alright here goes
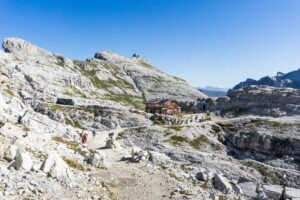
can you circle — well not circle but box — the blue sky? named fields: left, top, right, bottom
left=1, top=0, right=300, bottom=88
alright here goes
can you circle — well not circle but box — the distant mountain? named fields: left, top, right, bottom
left=197, top=86, right=228, bottom=98
left=233, top=69, right=300, bottom=90
left=198, top=89, right=227, bottom=98
left=200, top=86, right=229, bottom=92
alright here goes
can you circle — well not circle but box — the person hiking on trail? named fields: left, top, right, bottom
left=80, top=133, right=84, bottom=143
left=82, top=133, right=88, bottom=144
left=80, top=131, right=87, bottom=144
left=92, top=130, right=96, bottom=138
left=80, top=131, right=84, bottom=140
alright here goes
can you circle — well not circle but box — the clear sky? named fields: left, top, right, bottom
left=1, top=0, right=300, bottom=88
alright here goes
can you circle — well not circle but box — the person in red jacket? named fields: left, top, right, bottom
left=81, top=132, right=88, bottom=144
left=83, top=133, right=88, bottom=143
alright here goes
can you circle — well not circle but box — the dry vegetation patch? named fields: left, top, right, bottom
left=63, top=157, right=85, bottom=171
left=52, top=136, right=88, bottom=157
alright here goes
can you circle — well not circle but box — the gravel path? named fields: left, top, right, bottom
left=87, top=128, right=181, bottom=200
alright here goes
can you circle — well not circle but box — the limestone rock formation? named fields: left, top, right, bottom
left=3, top=38, right=52, bottom=58
left=41, top=152, right=73, bottom=184
left=213, top=85, right=300, bottom=117
left=213, top=174, right=232, bottom=193
left=105, top=138, right=116, bottom=149
left=238, top=182, right=257, bottom=198
left=10, top=152, right=33, bottom=171
left=4, top=145, right=18, bottom=161
left=263, top=185, right=283, bottom=200
left=89, top=150, right=106, bottom=168
left=131, top=147, right=149, bottom=162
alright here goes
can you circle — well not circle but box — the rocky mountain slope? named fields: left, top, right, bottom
left=1, top=38, right=205, bottom=111
left=0, top=37, right=300, bottom=200
left=233, top=68, right=300, bottom=90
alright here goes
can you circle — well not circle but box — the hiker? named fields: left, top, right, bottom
left=82, top=133, right=88, bottom=144
left=80, top=131, right=84, bottom=139
left=81, top=133, right=84, bottom=143
left=92, top=129, right=96, bottom=138
left=80, top=132, right=87, bottom=144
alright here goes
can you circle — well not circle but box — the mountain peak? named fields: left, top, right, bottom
left=94, top=50, right=124, bottom=61
left=2, top=37, right=51, bottom=57
left=276, top=72, right=285, bottom=77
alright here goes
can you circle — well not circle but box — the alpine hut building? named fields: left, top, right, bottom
left=145, top=98, right=181, bottom=115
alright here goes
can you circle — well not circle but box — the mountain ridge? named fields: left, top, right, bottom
left=1, top=37, right=206, bottom=110
left=233, top=68, right=300, bottom=90
left=198, top=86, right=229, bottom=92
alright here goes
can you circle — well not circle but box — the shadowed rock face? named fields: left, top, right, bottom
left=213, top=86, right=300, bottom=117
left=215, top=117, right=300, bottom=189
left=227, top=131, right=300, bottom=157
left=218, top=117, right=300, bottom=158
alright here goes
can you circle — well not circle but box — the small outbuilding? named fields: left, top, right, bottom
left=56, top=98, right=75, bottom=106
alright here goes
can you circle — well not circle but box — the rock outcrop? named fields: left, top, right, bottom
left=238, top=182, right=257, bottom=198
left=131, top=147, right=149, bottom=163
left=10, top=152, right=33, bottom=171
left=213, top=174, right=232, bottom=193
left=93, top=50, right=206, bottom=101
left=41, top=152, right=73, bottom=184
left=89, top=150, right=105, bottom=168
left=213, top=86, right=300, bottom=117
left=263, top=185, right=283, bottom=200
left=4, top=145, right=18, bottom=161
left=218, top=117, right=300, bottom=157
left=3, top=38, right=52, bottom=58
